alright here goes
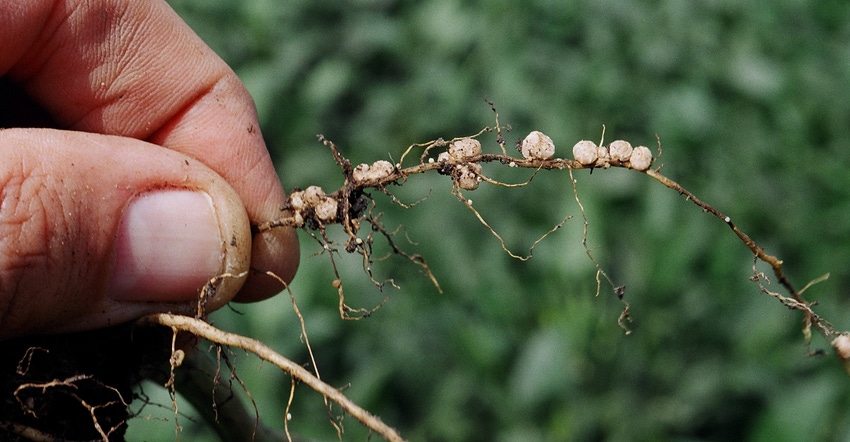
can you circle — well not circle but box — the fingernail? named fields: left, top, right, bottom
left=108, top=190, right=224, bottom=302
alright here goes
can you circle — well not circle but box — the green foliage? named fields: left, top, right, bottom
left=133, top=1, right=850, bottom=440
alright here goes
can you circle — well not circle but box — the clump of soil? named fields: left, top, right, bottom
left=0, top=323, right=174, bottom=441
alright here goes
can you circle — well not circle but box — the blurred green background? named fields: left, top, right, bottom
left=131, top=1, right=850, bottom=440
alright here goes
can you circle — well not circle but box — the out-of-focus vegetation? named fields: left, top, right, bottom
left=132, top=1, right=850, bottom=440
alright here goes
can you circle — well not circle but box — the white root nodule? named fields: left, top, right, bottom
left=609, top=140, right=633, bottom=163
left=449, top=137, right=482, bottom=160
left=629, top=145, right=653, bottom=171
left=456, top=163, right=483, bottom=191
left=572, top=140, right=599, bottom=166
left=353, top=160, right=395, bottom=183
left=303, top=186, right=326, bottom=205
left=521, top=131, right=556, bottom=160
left=315, top=197, right=339, bottom=221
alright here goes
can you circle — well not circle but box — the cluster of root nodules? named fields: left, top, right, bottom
left=257, top=112, right=654, bottom=324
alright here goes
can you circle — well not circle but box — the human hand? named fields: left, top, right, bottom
left=0, top=1, right=299, bottom=339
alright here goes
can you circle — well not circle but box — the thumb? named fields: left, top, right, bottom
left=0, top=128, right=252, bottom=339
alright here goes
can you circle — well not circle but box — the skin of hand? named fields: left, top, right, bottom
left=0, top=0, right=300, bottom=340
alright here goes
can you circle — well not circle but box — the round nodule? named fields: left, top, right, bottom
left=521, top=131, right=556, bottom=160
left=572, top=140, right=598, bottom=166
left=629, top=146, right=653, bottom=171
left=609, top=140, right=633, bottom=163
